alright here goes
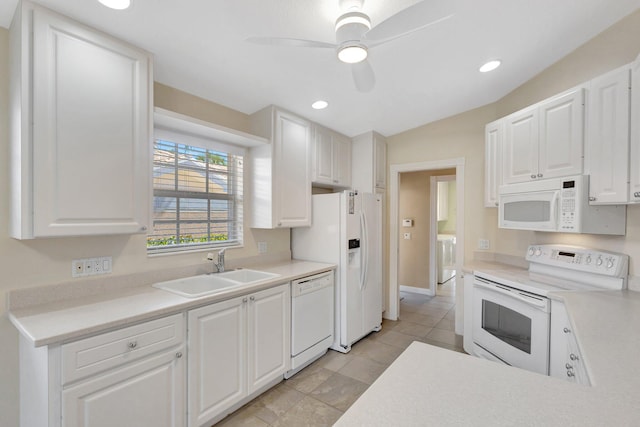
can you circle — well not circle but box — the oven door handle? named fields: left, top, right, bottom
left=474, top=280, right=549, bottom=311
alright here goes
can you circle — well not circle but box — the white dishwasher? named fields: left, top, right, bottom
left=286, top=271, right=334, bottom=378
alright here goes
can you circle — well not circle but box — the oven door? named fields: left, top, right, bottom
left=499, top=190, right=559, bottom=231
left=472, top=277, right=550, bottom=374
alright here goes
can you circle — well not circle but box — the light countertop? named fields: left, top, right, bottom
left=9, top=260, right=335, bottom=347
left=337, top=289, right=640, bottom=426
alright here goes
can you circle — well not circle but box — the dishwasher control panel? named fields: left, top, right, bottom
left=291, top=271, right=334, bottom=297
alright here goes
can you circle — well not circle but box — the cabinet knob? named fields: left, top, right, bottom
left=567, top=370, right=575, bottom=377
left=250, top=296, right=256, bottom=301
left=494, top=202, right=499, bottom=207
left=589, top=197, right=596, bottom=202
left=569, top=353, right=578, bottom=361
left=530, top=174, right=537, bottom=179
left=242, top=297, right=248, bottom=303
left=537, top=173, right=543, bottom=178
left=563, top=327, right=571, bottom=334
left=176, top=351, right=183, bottom=359
left=565, top=363, right=573, bottom=370
left=140, top=226, right=147, bottom=232
left=127, top=341, right=137, bottom=349
left=634, top=192, right=640, bottom=198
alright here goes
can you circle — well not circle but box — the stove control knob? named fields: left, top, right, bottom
left=596, top=256, right=603, bottom=266
left=535, top=248, right=542, bottom=257
left=585, top=255, right=592, bottom=264
left=528, top=247, right=535, bottom=256
left=606, top=259, right=614, bottom=269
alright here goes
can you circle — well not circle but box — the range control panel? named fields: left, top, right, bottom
left=525, top=245, right=629, bottom=278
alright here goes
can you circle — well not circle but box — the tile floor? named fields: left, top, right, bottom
left=216, top=278, right=464, bottom=427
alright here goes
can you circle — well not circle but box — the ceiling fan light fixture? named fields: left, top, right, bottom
left=479, top=59, right=501, bottom=73
left=338, top=44, right=368, bottom=64
left=98, top=0, right=131, bottom=10
left=335, top=12, right=371, bottom=31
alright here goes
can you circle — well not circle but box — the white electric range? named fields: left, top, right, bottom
left=470, top=245, right=629, bottom=375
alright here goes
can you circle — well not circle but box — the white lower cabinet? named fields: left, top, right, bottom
left=20, top=314, right=186, bottom=427
left=187, top=283, right=291, bottom=427
left=549, top=300, right=590, bottom=385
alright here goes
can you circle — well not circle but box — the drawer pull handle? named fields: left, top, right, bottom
left=176, top=352, right=183, bottom=359
left=127, top=341, right=137, bottom=349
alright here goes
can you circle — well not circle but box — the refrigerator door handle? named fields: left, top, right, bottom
left=360, top=210, right=369, bottom=291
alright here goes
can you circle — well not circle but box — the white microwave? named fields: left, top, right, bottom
left=498, top=175, right=626, bottom=235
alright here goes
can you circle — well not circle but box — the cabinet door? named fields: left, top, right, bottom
left=333, top=133, right=352, bottom=187
left=312, top=125, right=334, bottom=185
left=62, top=349, right=185, bottom=427
left=374, top=134, right=387, bottom=189
left=188, top=297, right=246, bottom=427
left=273, top=110, right=311, bottom=227
left=31, top=7, right=151, bottom=237
left=586, top=66, right=631, bottom=204
left=629, top=56, right=640, bottom=202
left=549, top=301, right=589, bottom=385
left=503, top=107, right=539, bottom=184
left=247, top=284, right=290, bottom=394
left=538, top=89, right=585, bottom=180
left=484, top=120, right=503, bottom=207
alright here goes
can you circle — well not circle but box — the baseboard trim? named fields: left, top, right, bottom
left=399, top=285, right=431, bottom=295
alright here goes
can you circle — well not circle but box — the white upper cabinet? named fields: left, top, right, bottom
left=249, top=106, right=311, bottom=228
left=9, top=2, right=152, bottom=239
left=503, top=88, right=584, bottom=184
left=311, top=124, right=351, bottom=188
left=586, top=64, right=631, bottom=204
left=484, top=119, right=503, bottom=207
left=352, top=131, right=387, bottom=193
left=629, top=55, right=640, bottom=202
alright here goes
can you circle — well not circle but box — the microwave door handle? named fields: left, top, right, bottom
left=474, top=280, right=548, bottom=310
left=551, top=192, right=560, bottom=226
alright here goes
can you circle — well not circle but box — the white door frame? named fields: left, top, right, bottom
left=430, top=174, right=456, bottom=293
left=387, top=158, right=465, bottom=325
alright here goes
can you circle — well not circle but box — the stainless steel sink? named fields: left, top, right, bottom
left=152, top=269, right=280, bottom=298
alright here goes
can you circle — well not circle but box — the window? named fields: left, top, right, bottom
left=148, top=128, right=244, bottom=253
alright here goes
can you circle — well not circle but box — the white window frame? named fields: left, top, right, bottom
left=148, top=127, right=245, bottom=254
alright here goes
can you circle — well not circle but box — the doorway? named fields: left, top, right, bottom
left=388, top=158, right=465, bottom=336
left=432, top=174, right=456, bottom=287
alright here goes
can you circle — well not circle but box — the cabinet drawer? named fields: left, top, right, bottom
left=62, top=313, right=184, bottom=385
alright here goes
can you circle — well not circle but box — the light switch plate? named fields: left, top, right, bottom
left=72, top=256, right=113, bottom=277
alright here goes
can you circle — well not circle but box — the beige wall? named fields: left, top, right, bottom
left=388, top=9, right=640, bottom=280
left=0, top=27, right=290, bottom=426
left=398, top=169, right=455, bottom=289
left=438, top=180, right=457, bottom=235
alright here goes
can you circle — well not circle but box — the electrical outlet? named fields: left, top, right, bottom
left=72, top=256, right=113, bottom=277
left=478, top=239, right=490, bottom=250
left=403, top=233, right=411, bottom=240
left=258, top=242, right=267, bottom=254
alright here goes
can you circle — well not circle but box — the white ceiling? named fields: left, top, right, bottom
left=2, top=0, right=640, bottom=137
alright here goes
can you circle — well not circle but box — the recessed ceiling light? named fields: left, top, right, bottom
left=312, top=100, right=329, bottom=110
left=479, top=60, right=501, bottom=73
left=98, top=0, right=131, bottom=10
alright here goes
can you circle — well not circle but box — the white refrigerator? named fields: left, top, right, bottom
left=292, top=191, right=382, bottom=353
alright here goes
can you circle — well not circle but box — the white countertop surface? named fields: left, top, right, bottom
left=9, top=260, right=334, bottom=347
left=337, top=289, right=640, bottom=426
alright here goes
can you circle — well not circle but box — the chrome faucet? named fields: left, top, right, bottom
left=207, top=248, right=226, bottom=273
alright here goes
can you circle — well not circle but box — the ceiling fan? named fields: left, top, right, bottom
left=247, top=0, right=454, bottom=92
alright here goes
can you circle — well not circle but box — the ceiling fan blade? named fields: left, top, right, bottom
left=245, top=37, right=336, bottom=49
left=352, top=60, right=376, bottom=92
left=364, top=0, right=454, bottom=43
